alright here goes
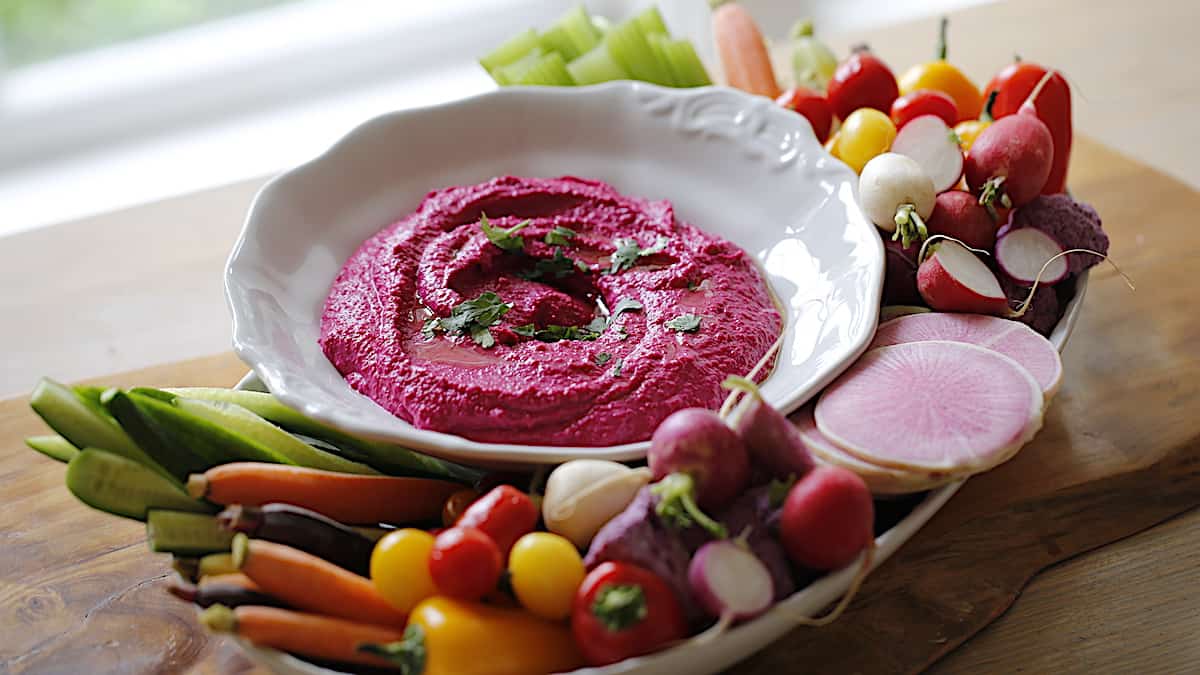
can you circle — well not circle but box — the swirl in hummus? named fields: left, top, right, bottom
left=320, top=176, right=782, bottom=446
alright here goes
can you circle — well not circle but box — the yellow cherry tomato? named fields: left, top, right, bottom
left=507, top=532, right=585, bottom=621
left=370, top=528, right=437, bottom=614
left=953, top=118, right=991, bottom=151
left=834, top=108, right=896, bottom=174
left=898, top=19, right=981, bottom=122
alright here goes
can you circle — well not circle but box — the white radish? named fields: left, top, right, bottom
left=916, top=239, right=1008, bottom=314
left=995, top=227, right=1068, bottom=285
left=891, top=114, right=964, bottom=193
left=542, top=460, right=652, bottom=548
left=688, top=539, right=774, bottom=623
left=815, top=341, right=1044, bottom=474
left=872, top=312, right=1063, bottom=399
left=859, top=153, right=936, bottom=248
left=792, top=404, right=948, bottom=495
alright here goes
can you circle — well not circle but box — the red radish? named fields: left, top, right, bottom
left=995, top=227, right=1068, bottom=285
left=649, top=408, right=749, bottom=538
left=871, top=312, right=1063, bottom=398
left=815, top=341, right=1044, bottom=473
left=891, top=89, right=958, bottom=129
left=792, top=404, right=945, bottom=495
left=776, top=87, right=833, bottom=143
left=779, top=465, right=874, bottom=571
left=926, top=190, right=998, bottom=251
left=688, top=540, right=774, bottom=622
left=1017, top=69, right=1073, bottom=194
left=859, top=153, right=936, bottom=247
left=916, top=239, right=1008, bottom=314
left=722, top=376, right=815, bottom=481
left=890, top=114, right=964, bottom=192
left=882, top=238, right=922, bottom=306
left=964, top=113, right=1054, bottom=209
left=1001, top=194, right=1110, bottom=275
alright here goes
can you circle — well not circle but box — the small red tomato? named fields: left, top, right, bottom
left=429, top=527, right=502, bottom=601
left=827, top=49, right=900, bottom=120
left=571, top=562, right=688, bottom=666
left=891, top=89, right=958, bottom=129
left=441, top=488, right=481, bottom=527
left=455, top=485, right=539, bottom=556
left=776, top=87, right=834, bottom=143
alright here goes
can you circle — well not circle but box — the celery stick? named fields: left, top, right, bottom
left=479, top=28, right=540, bottom=74
left=647, top=34, right=679, bottom=87
left=661, top=38, right=712, bottom=87
left=605, top=18, right=672, bottom=86
left=494, top=47, right=546, bottom=86
left=540, top=25, right=582, bottom=62
left=568, top=43, right=631, bottom=85
left=556, top=5, right=601, bottom=55
left=517, top=52, right=575, bottom=86
left=634, top=6, right=670, bottom=37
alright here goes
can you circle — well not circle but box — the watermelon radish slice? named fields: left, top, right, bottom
left=871, top=312, right=1063, bottom=399
left=815, top=341, right=1044, bottom=474
left=792, top=405, right=948, bottom=495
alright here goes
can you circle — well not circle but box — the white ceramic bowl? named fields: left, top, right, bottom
left=226, top=81, right=884, bottom=467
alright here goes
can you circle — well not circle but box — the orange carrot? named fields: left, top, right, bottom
left=197, top=572, right=261, bottom=592
left=201, top=604, right=405, bottom=670
left=712, top=3, right=781, bottom=98
left=187, top=463, right=461, bottom=524
left=232, top=534, right=407, bottom=627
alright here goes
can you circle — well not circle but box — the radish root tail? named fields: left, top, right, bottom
left=689, top=614, right=734, bottom=646
left=917, top=234, right=992, bottom=266
left=718, top=332, right=784, bottom=419
left=1009, top=248, right=1135, bottom=318
left=786, top=540, right=877, bottom=627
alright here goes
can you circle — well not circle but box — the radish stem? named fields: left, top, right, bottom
left=1008, top=248, right=1134, bottom=317
left=893, top=204, right=929, bottom=248
left=787, top=540, right=876, bottom=626
left=651, top=473, right=728, bottom=538
left=717, top=333, right=784, bottom=418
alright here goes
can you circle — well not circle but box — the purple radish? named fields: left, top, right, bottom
left=871, top=312, right=1063, bottom=398
left=883, top=238, right=923, bottom=306
left=995, top=227, right=1068, bottom=285
left=917, top=239, right=1009, bottom=315
left=791, top=404, right=946, bottom=495
left=999, top=273, right=1060, bottom=337
left=1001, top=194, right=1110, bottom=275
left=815, top=341, right=1044, bottom=474
left=688, top=540, right=774, bottom=622
left=890, top=114, right=964, bottom=193
left=649, top=408, right=750, bottom=538
left=722, top=376, right=814, bottom=481
left=926, top=190, right=998, bottom=252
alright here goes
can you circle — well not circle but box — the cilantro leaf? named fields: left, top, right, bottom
left=666, top=313, right=702, bottom=333
left=611, top=358, right=624, bottom=377
left=425, top=291, right=512, bottom=348
left=515, top=324, right=601, bottom=343
left=544, top=226, right=577, bottom=247
left=594, top=352, right=612, bottom=366
left=608, top=236, right=669, bottom=274
left=518, top=249, right=582, bottom=281
left=585, top=316, right=609, bottom=334
left=610, top=298, right=643, bottom=318
left=687, top=279, right=704, bottom=291
left=480, top=213, right=531, bottom=252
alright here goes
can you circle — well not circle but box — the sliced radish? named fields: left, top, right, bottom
left=688, top=540, right=774, bottom=622
left=891, top=114, right=964, bottom=193
left=815, top=341, right=1044, bottom=474
left=995, top=226, right=1068, bottom=285
left=872, top=312, right=1063, bottom=398
left=792, top=404, right=948, bottom=494
left=916, top=240, right=1008, bottom=314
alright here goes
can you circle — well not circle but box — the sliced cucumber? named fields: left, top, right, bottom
left=605, top=17, right=672, bottom=86
left=163, top=387, right=481, bottom=483
left=103, top=389, right=214, bottom=482
left=172, top=398, right=379, bottom=475
left=568, top=42, right=631, bottom=85
left=479, top=27, right=541, bottom=74
left=66, top=448, right=214, bottom=520
left=517, top=52, right=575, bottom=86
left=30, top=378, right=167, bottom=478
left=633, top=6, right=670, bottom=37
left=146, top=510, right=233, bottom=556
left=25, top=435, right=79, bottom=463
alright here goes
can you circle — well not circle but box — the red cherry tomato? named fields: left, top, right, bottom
left=827, top=49, right=899, bottom=120
left=441, top=488, right=481, bottom=527
left=455, top=485, right=538, bottom=556
left=775, top=87, right=833, bottom=143
left=890, top=89, right=958, bottom=129
left=429, top=526, right=502, bottom=601
left=571, top=562, right=688, bottom=667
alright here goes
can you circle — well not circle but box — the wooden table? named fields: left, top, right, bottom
left=2, top=0, right=1198, bottom=673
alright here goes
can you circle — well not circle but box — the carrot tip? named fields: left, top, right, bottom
left=199, top=604, right=236, bottom=633
left=186, top=474, right=208, bottom=499
left=231, top=533, right=250, bottom=570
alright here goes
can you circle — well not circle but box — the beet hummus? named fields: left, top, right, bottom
left=320, top=176, right=781, bottom=446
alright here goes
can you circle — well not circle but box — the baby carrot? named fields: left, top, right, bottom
left=187, top=463, right=461, bottom=524
left=201, top=604, right=405, bottom=670
left=197, top=572, right=260, bottom=591
left=713, top=3, right=781, bottom=98
left=232, top=534, right=407, bottom=627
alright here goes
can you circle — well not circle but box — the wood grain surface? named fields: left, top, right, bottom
left=1, top=136, right=1197, bottom=675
